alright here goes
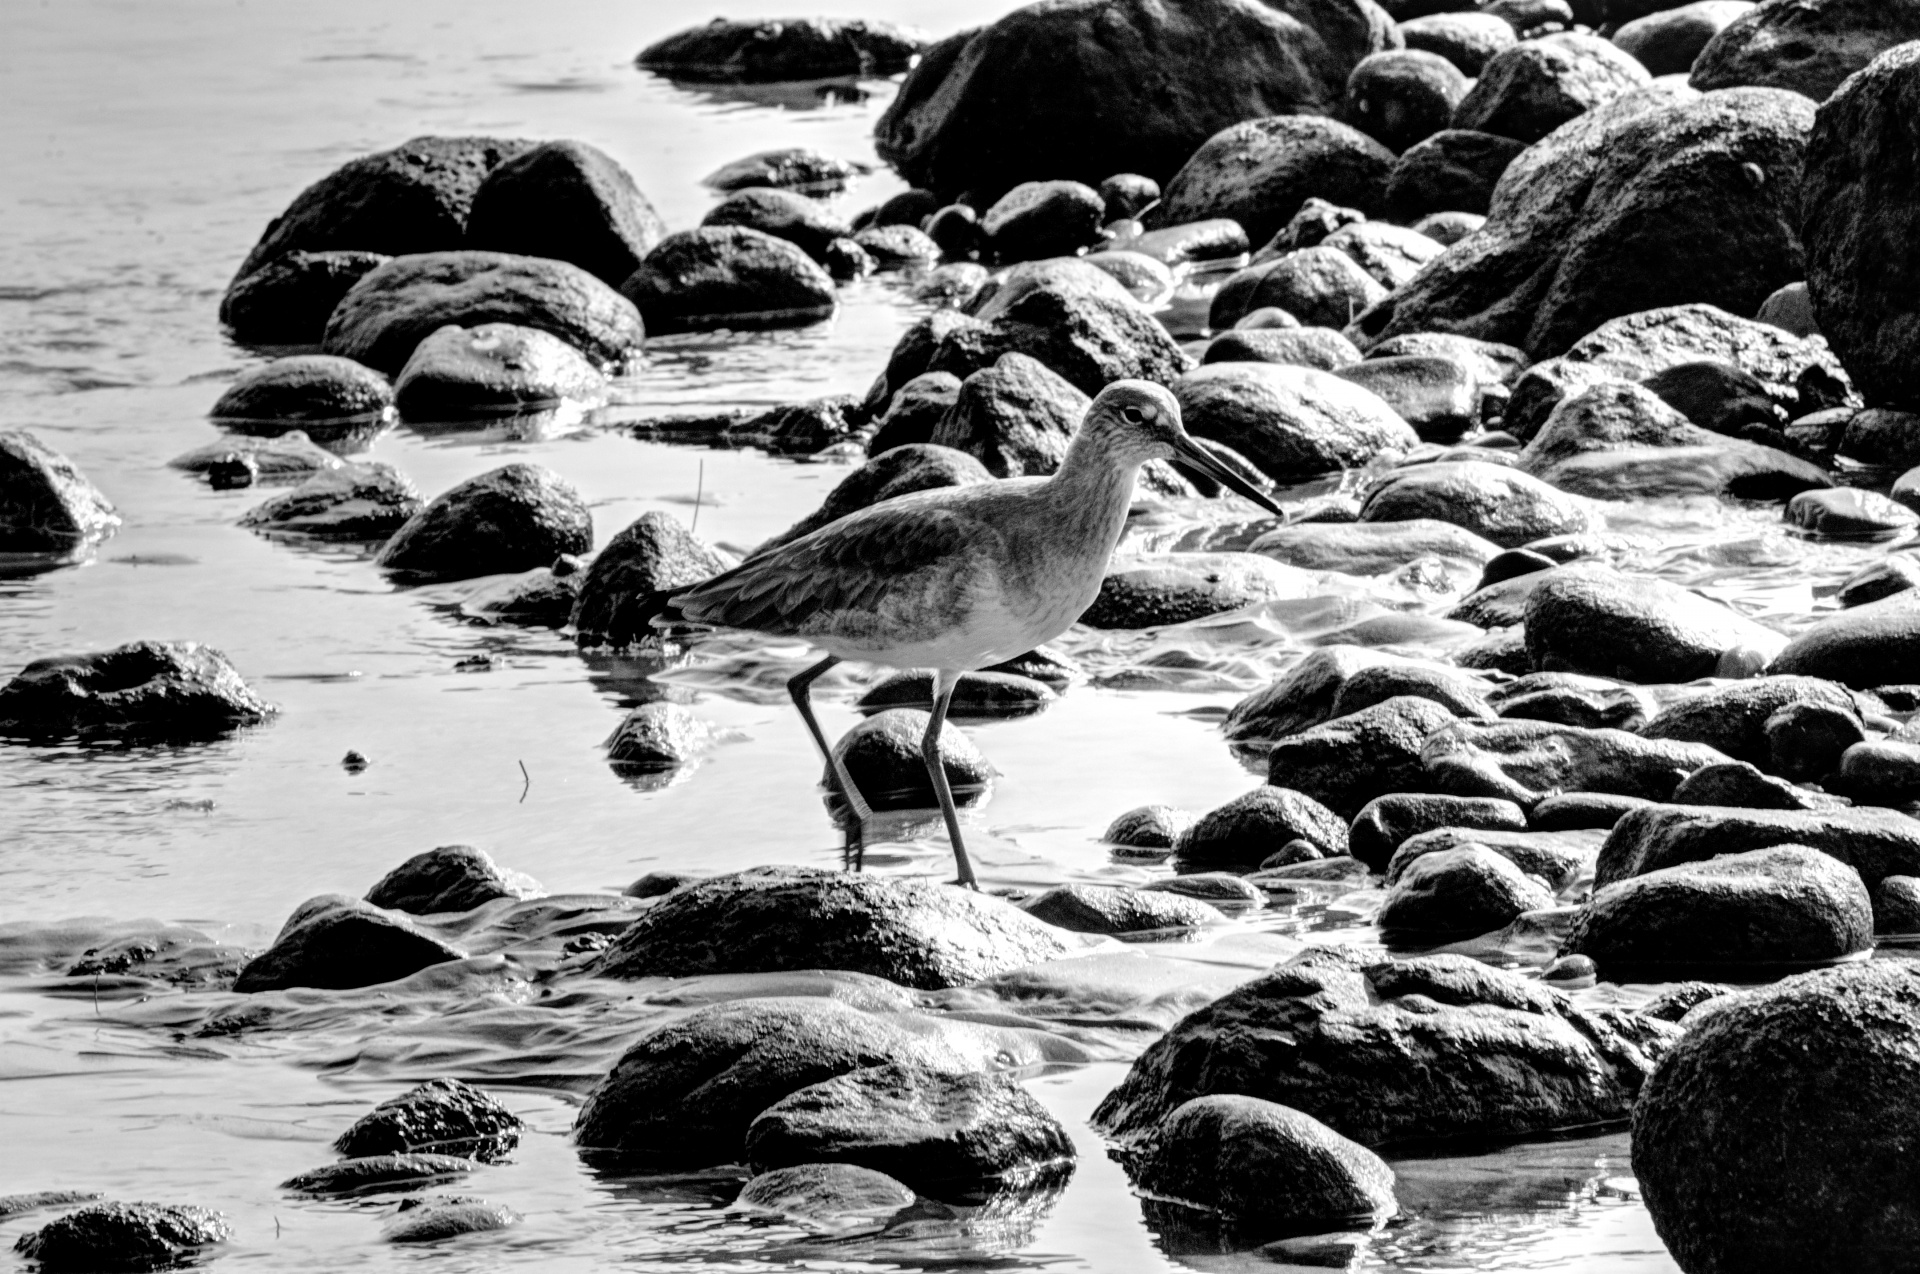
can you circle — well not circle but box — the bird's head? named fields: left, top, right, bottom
left=1080, top=379, right=1284, bottom=516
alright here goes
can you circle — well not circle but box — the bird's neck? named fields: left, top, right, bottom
left=1043, top=440, right=1140, bottom=564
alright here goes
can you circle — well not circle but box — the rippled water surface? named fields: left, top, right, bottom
left=0, top=3, right=1895, bottom=1270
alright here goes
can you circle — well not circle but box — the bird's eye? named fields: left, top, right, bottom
left=1121, top=405, right=1147, bottom=423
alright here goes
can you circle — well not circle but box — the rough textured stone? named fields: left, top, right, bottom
left=930, top=354, right=1086, bottom=478
left=766, top=446, right=992, bottom=553
left=1453, top=33, right=1652, bottom=144
left=279, top=1154, right=476, bottom=1196
left=1378, top=843, right=1556, bottom=934
left=705, top=147, right=871, bottom=196
left=1201, top=328, right=1361, bottom=371
left=828, top=709, right=993, bottom=809
left=1400, top=11, right=1518, bottom=74
left=1322, top=221, right=1447, bottom=289
left=1345, top=49, right=1470, bottom=152
left=1154, top=116, right=1395, bottom=248
left=573, top=513, right=733, bottom=647
left=240, top=462, right=421, bottom=538
left=1349, top=793, right=1528, bottom=871
left=1223, top=646, right=1410, bottom=749
left=1383, top=128, right=1526, bottom=219
left=1423, top=718, right=1730, bottom=806
left=1359, top=461, right=1598, bottom=548
left=1209, top=249, right=1387, bottom=332
left=0, top=430, right=118, bottom=553
left=381, top=1196, right=519, bottom=1243
left=1176, top=361, right=1417, bottom=483
left=1523, top=563, right=1784, bottom=682
left=0, top=641, right=274, bottom=740
left=1596, top=802, right=1920, bottom=888
left=1386, top=824, right=1603, bottom=889
left=981, top=181, right=1106, bottom=262
left=1335, top=355, right=1481, bottom=441
left=376, top=463, right=590, bottom=581
left=464, top=140, right=664, bottom=287
left=1104, top=804, right=1193, bottom=850
left=211, top=355, right=393, bottom=422
left=335, top=1079, right=524, bottom=1160
left=919, top=272, right=1189, bottom=397
left=12, top=1203, right=229, bottom=1272
left=393, top=322, right=606, bottom=418
left=1691, top=0, right=1920, bottom=102
left=1638, top=675, right=1858, bottom=769
left=1265, top=696, right=1461, bottom=819
left=220, top=249, right=390, bottom=344
left=364, top=845, right=540, bottom=915
left=1176, top=786, right=1350, bottom=865
left=233, top=896, right=464, bottom=992
left=636, top=17, right=920, bottom=81
left=703, top=188, right=851, bottom=262
left=620, top=226, right=835, bottom=335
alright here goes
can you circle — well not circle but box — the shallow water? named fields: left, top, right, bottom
left=0, top=3, right=1901, bottom=1270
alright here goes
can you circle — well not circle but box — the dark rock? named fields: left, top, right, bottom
left=1104, top=804, right=1193, bottom=850
left=1022, top=884, right=1220, bottom=934
left=1453, top=32, right=1651, bottom=144
left=382, top=1196, right=519, bottom=1243
left=393, top=322, right=605, bottom=418
left=1143, top=873, right=1267, bottom=911
left=364, top=845, right=539, bottom=914
left=1258, top=842, right=1337, bottom=871
left=930, top=354, right=1085, bottom=477
left=1360, top=461, right=1598, bottom=549
left=1484, top=0, right=1575, bottom=28
left=1839, top=739, right=1920, bottom=805
left=1382, top=128, right=1526, bottom=220
left=1841, top=408, right=1920, bottom=470
left=1176, top=786, right=1350, bottom=865
left=1639, top=980, right=1733, bottom=1021
left=768, top=446, right=990, bottom=553
left=240, top=462, right=422, bottom=538
left=1771, top=593, right=1920, bottom=689
left=703, top=187, right=850, bottom=261
left=0, top=430, right=118, bottom=553
left=1400, top=11, right=1518, bottom=74
left=1640, top=358, right=1787, bottom=440
left=1212, top=248, right=1388, bottom=332
left=1613, top=1, right=1753, bottom=77
left=1422, top=718, right=1730, bottom=806
left=211, top=355, right=393, bottom=422
left=635, top=17, right=920, bottom=82
left=1080, top=552, right=1314, bottom=629
left=1249, top=518, right=1498, bottom=573
left=1176, top=362, right=1416, bottom=483
left=1130, top=1095, right=1395, bottom=1238
left=234, top=896, right=464, bottom=992
left=1125, top=218, right=1251, bottom=265
left=1874, top=875, right=1920, bottom=933
left=1595, top=802, right=1920, bottom=889
left=1840, top=555, right=1920, bottom=609
left=1093, top=946, right=1675, bottom=1144
left=830, top=708, right=993, bottom=809
left=875, top=0, right=1397, bottom=199
left=12, top=1203, right=229, bottom=1272
left=735, top=1163, right=915, bottom=1226
left=1370, top=332, right=1531, bottom=387
left=1671, top=759, right=1828, bottom=809
left=205, top=454, right=257, bottom=490
left=1345, top=49, right=1470, bottom=152
left=169, top=431, right=342, bottom=483
left=866, top=374, right=963, bottom=453
left=324, top=251, right=642, bottom=374
left=1416, top=209, right=1487, bottom=244
left=376, top=463, right=590, bottom=582
left=230, top=135, right=530, bottom=283
left=1154, top=117, right=1396, bottom=248
left=623, top=871, right=696, bottom=899
left=1523, top=562, right=1783, bottom=681
left=1378, top=843, right=1556, bottom=935
left=590, top=865, right=1072, bottom=990
left=852, top=224, right=941, bottom=268
left=1385, top=824, right=1603, bottom=889
left=620, top=226, right=835, bottom=335
left=280, top=1154, right=474, bottom=1197
left=823, top=240, right=873, bottom=284
left=1531, top=791, right=1654, bottom=829
left=1201, top=328, right=1361, bottom=371
left=982, top=181, right=1106, bottom=262
left=573, top=512, right=732, bottom=648
left=1691, top=0, right=1920, bottom=102
left=1787, top=488, right=1918, bottom=540
left=464, top=140, right=665, bottom=288
left=1223, top=646, right=1414, bottom=749
left=1349, top=793, right=1528, bottom=871
left=1336, top=355, right=1479, bottom=441
left=1637, top=674, right=1858, bottom=769
left=1100, top=173, right=1161, bottom=221
left=746, top=1063, right=1073, bottom=1196
left=704, top=147, right=871, bottom=195
left=1265, top=696, right=1461, bottom=819
left=604, top=703, right=715, bottom=772
left=0, top=641, right=274, bottom=741
left=925, top=204, right=983, bottom=257
left=1261, top=197, right=1368, bottom=256
left=856, top=670, right=1054, bottom=720
left=1633, top=961, right=1920, bottom=1271
left=220, top=250, right=390, bottom=344
left=728, top=395, right=864, bottom=456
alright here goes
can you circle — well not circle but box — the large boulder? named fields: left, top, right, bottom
left=1152, top=116, right=1396, bottom=247
left=233, top=895, right=464, bottom=992
left=873, top=0, right=1400, bottom=199
left=1092, top=947, right=1675, bottom=1144
left=392, top=323, right=606, bottom=419
left=1361, top=86, right=1817, bottom=361
left=1564, top=844, right=1873, bottom=975
left=637, top=17, right=920, bottom=82
left=1452, top=32, right=1652, bottom=145
left=463, top=140, right=665, bottom=288
left=588, top=866, right=1076, bottom=990
left=1801, top=40, right=1920, bottom=412
left=1174, top=362, right=1417, bottom=483
left=1595, top=802, right=1920, bottom=889
left=0, top=430, right=118, bottom=553
left=1523, top=562, right=1784, bottom=681
left=0, top=641, right=275, bottom=740
left=1691, top=0, right=1920, bottom=102
left=220, top=250, right=390, bottom=344
left=375, top=463, right=591, bottom=581
left=620, top=227, right=836, bottom=335
left=322, top=251, right=642, bottom=374
left=572, top=512, right=733, bottom=648
left=1633, top=962, right=1920, bottom=1272
left=1358, top=461, right=1599, bottom=548
left=1422, top=718, right=1730, bottom=806
left=1767, top=591, right=1920, bottom=688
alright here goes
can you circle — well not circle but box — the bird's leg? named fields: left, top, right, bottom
left=922, top=668, right=979, bottom=890
left=787, top=655, right=873, bottom=836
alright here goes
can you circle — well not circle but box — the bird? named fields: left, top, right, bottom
left=663, top=379, right=1285, bottom=888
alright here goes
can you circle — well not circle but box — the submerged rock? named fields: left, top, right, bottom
left=831, top=708, right=993, bottom=809
left=590, top=866, right=1075, bottom=990
left=0, top=430, right=119, bottom=553
left=11, top=1202, right=230, bottom=1272
left=335, top=1078, right=525, bottom=1161
left=233, top=896, right=464, bottom=992
left=169, top=431, right=342, bottom=483
left=1020, top=884, right=1221, bottom=935
left=382, top=1196, right=520, bottom=1243
left=735, top=1163, right=915, bottom=1228
left=636, top=17, right=920, bottom=82
left=392, top=322, right=606, bottom=418
left=239, top=462, right=422, bottom=538
left=279, top=1154, right=474, bottom=1197
left=376, top=463, right=591, bottom=581
left=210, top=355, right=393, bottom=423
left=572, top=511, right=732, bottom=648
left=620, top=226, right=836, bottom=335
left=364, top=845, right=541, bottom=915
left=0, top=641, right=274, bottom=741
left=705, top=147, right=871, bottom=195
left=604, top=702, right=717, bottom=772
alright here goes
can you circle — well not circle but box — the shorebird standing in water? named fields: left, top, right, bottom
left=666, top=380, right=1285, bottom=888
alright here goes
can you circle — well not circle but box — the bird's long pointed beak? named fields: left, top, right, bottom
left=1170, top=434, right=1285, bottom=517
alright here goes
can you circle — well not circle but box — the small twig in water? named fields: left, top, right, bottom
left=518, top=759, right=531, bottom=804
left=690, top=458, right=706, bottom=533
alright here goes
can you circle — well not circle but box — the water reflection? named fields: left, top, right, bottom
left=646, top=73, right=880, bottom=112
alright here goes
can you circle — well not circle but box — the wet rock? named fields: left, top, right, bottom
left=0, top=430, right=118, bottom=554
left=1523, top=563, right=1783, bottom=682
left=1386, top=824, right=1602, bottom=889
left=1639, top=981, right=1733, bottom=1022
left=1614, top=1, right=1753, bottom=77
left=918, top=273, right=1188, bottom=397
left=230, top=135, right=530, bottom=284
left=1770, top=593, right=1920, bottom=690
left=1422, top=718, right=1729, bottom=806
left=12, top=1203, right=229, bottom=1272
left=1382, top=128, right=1526, bottom=220
left=280, top=1154, right=474, bottom=1197
left=1176, top=362, right=1416, bottom=484
left=591, top=866, right=1072, bottom=989
left=1080, top=552, right=1315, bottom=629
left=1453, top=33, right=1651, bottom=145
left=1365, top=86, right=1817, bottom=361
left=875, top=0, right=1396, bottom=199
left=703, top=188, right=850, bottom=262
left=1531, top=792, right=1654, bottom=829
left=1124, top=218, right=1251, bottom=266
left=211, top=355, right=392, bottom=423
left=464, top=140, right=665, bottom=288
left=364, top=845, right=540, bottom=915
left=234, top=895, right=463, bottom=993
left=1638, top=675, right=1858, bottom=769
left=1349, top=793, right=1528, bottom=871
left=1130, top=1095, right=1396, bottom=1238
left=1335, top=355, right=1479, bottom=442
left=603, top=703, right=715, bottom=773
left=239, top=462, right=421, bottom=538
left=1249, top=518, right=1497, bottom=574
left=1488, top=672, right=1659, bottom=733
left=1105, top=805, right=1193, bottom=851
left=393, top=322, right=606, bottom=418
left=818, top=237, right=873, bottom=282
left=1201, top=328, right=1360, bottom=372
left=1360, top=461, right=1597, bottom=549
left=726, top=395, right=863, bottom=456
left=1400, top=11, right=1518, bottom=75
left=1595, top=803, right=1920, bottom=889
left=1175, top=786, right=1350, bottom=866
left=335, top=1078, right=526, bottom=1160
left=856, top=670, right=1054, bottom=720
left=1633, top=961, right=1920, bottom=1271
left=1874, top=875, right=1920, bottom=933
left=767, top=446, right=990, bottom=554
left=1370, top=333, right=1530, bottom=390
left=623, top=871, right=697, bottom=899
left=981, top=181, right=1105, bottom=263
left=0, top=641, right=274, bottom=741
left=1671, top=759, right=1827, bottom=810
left=1021, top=884, right=1220, bottom=935
left=572, top=512, right=732, bottom=648
left=1266, top=696, right=1461, bottom=819
left=220, top=249, right=390, bottom=344
left=829, top=708, right=993, bottom=809
left=1640, top=358, right=1786, bottom=443
left=0, top=1194, right=101, bottom=1223
left=1379, top=844, right=1556, bottom=936
left=1259, top=197, right=1368, bottom=257
left=929, top=354, right=1085, bottom=478
left=1345, top=49, right=1470, bottom=154
left=1093, top=947, right=1675, bottom=1144
left=1155, top=117, right=1394, bottom=250
left=1223, top=646, right=1413, bottom=749
left=1840, top=555, right=1920, bottom=609
left=853, top=224, right=940, bottom=268
left=866, top=374, right=962, bottom=453
left=1213, top=249, right=1388, bottom=332
left=171, top=431, right=341, bottom=484
left=382, top=1196, right=519, bottom=1243
left=705, top=147, right=870, bottom=195
left=1839, top=740, right=1920, bottom=805
left=736, top=1162, right=914, bottom=1229
left=1691, top=0, right=1920, bottom=102
left=376, top=463, right=590, bottom=581
left=1321, top=222, right=1446, bottom=290
left=620, top=226, right=835, bottom=335
left=1788, top=488, right=1918, bottom=540
left=1841, top=408, right=1920, bottom=471
left=1143, top=873, right=1266, bottom=911
left=635, top=17, right=919, bottom=81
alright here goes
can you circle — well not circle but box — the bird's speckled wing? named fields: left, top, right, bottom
left=669, top=494, right=1003, bottom=642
